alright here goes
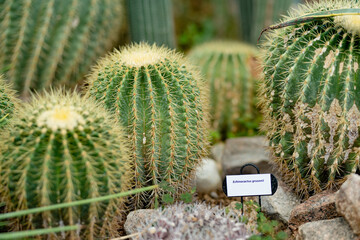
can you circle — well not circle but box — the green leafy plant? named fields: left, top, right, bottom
left=0, top=90, right=132, bottom=239
left=229, top=200, right=287, bottom=240
left=0, top=0, right=123, bottom=97
left=189, top=41, right=261, bottom=140
left=86, top=43, right=209, bottom=209
left=259, top=0, right=360, bottom=198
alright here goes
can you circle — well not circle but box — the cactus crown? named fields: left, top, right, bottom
left=87, top=43, right=209, bottom=209
left=260, top=0, right=360, bottom=198
left=0, top=90, right=131, bottom=239
left=189, top=41, right=260, bottom=140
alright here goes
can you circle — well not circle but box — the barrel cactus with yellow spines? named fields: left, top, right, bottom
left=188, top=41, right=261, bottom=140
left=260, top=0, right=360, bottom=198
left=0, top=90, right=131, bottom=239
left=0, top=75, right=16, bottom=129
left=0, top=0, right=123, bottom=97
left=86, top=43, right=209, bottom=209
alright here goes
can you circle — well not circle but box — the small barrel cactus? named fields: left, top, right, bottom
left=126, top=0, right=176, bottom=48
left=0, top=0, right=123, bottom=97
left=125, top=203, right=250, bottom=239
left=0, top=90, right=131, bottom=239
left=236, top=0, right=294, bottom=44
left=0, top=75, right=16, bottom=128
left=188, top=41, right=261, bottom=140
left=86, top=43, right=209, bottom=209
left=260, top=0, right=360, bottom=198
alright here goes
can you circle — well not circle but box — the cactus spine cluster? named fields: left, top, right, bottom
left=0, top=0, right=123, bottom=97
left=189, top=41, right=260, bottom=139
left=86, top=43, right=208, bottom=209
left=236, top=0, right=293, bottom=44
left=260, top=0, right=360, bottom=198
left=0, top=75, right=16, bottom=129
left=126, top=203, right=249, bottom=239
left=126, top=0, right=176, bottom=48
left=0, top=90, right=131, bottom=239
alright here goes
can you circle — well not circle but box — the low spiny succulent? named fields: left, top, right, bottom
left=260, top=0, right=360, bottom=198
left=189, top=41, right=261, bottom=140
left=0, top=90, right=131, bottom=239
left=0, top=75, right=16, bottom=129
left=0, top=0, right=123, bottom=97
left=86, top=43, right=209, bottom=209
left=127, top=202, right=250, bottom=240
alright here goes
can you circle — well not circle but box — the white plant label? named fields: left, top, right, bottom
left=225, top=174, right=272, bottom=197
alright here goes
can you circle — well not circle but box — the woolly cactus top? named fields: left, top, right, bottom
left=127, top=203, right=250, bottom=239
left=0, top=90, right=131, bottom=238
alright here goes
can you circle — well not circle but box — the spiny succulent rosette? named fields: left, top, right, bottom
left=0, top=0, right=123, bottom=97
left=86, top=43, right=209, bottom=209
left=129, top=203, right=249, bottom=239
left=0, top=76, right=16, bottom=128
left=189, top=41, right=261, bottom=140
left=0, top=90, right=131, bottom=239
left=260, top=0, right=360, bottom=198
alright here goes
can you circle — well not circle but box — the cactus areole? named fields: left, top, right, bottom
left=260, top=0, right=360, bottom=198
left=87, top=43, right=208, bottom=209
left=0, top=90, right=131, bottom=239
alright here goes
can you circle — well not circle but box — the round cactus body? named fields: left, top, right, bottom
left=260, top=0, right=360, bottom=198
left=0, top=0, right=123, bottom=97
left=0, top=75, right=16, bottom=129
left=189, top=41, right=261, bottom=140
left=86, top=43, right=209, bottom=209
left=0, top=90, right=131, bottom=239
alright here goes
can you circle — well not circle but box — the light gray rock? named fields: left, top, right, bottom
left=195, top=158, right=222, bottom=193
left=222, top=136, right=271, bottom=176
left=297, top=217, right=356, bottom=240
left=211, top=142, right=225, bottom=163
left=262, top=184, right=301, bottom=224
left=336, top=174, right=360, bottom=235
left=124, top=209, right=158, bottom=235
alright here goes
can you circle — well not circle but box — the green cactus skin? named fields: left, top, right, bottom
left=0, top=0, right=123, bottom=97
left=260, top=0, right=360, bottom=198
left=188, top=41, right=261, bottom=140
left=86, top=43, right=209, bottom=209
left=236, top=0, right=293, bottom=44
left=126, top=0, right=176, bottom=48
left=0, top=90, right=131, bottom=239
left=0, top=75, right=16, bottom=129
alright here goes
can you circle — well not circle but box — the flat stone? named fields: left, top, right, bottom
left=336, top=174, right=360, bottom=235
left=124, top=209, right=157, bottom=235
left=222, top=136, right=271, bottom=176
left=262, top=184, right=301, bottom=224
left=289, top=191, right=340, bottom=233
left=297, top=217, right=356, bottom=240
